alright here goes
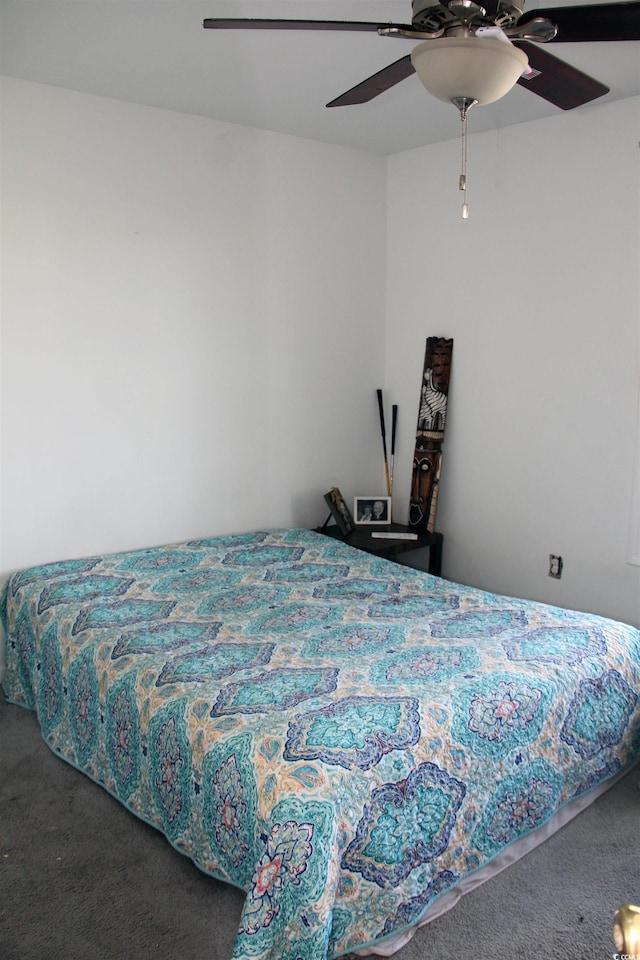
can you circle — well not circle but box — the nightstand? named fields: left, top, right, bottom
left=316, top=522, right=443, bottom=576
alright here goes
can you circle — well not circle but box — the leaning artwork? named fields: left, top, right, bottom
left=409, top=336, right=453, bottom=532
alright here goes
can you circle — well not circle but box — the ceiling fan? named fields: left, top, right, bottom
left=203, top=0, right=640, bottom=112
left=204, top=1, right=639, bottom=216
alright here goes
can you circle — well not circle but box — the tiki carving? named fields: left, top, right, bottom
left=409, top=337, right=453, bottom=533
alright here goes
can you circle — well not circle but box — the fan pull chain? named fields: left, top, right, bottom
left=452, top=97, right=476, bottom=220
left=459, top=106, right=469, bottom=219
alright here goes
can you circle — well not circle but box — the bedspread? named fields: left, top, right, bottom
left=2, top=528, right=640, bottom=959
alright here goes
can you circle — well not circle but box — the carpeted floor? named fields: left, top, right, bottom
left=2, top=689, right=639, bottom=960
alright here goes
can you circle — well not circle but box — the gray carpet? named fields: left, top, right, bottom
left=2, top=689, right=639, bottom=960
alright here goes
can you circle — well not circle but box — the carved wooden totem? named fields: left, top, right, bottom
left=408, top=337, right=453, bottom=532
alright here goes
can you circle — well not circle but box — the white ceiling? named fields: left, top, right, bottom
left=1, top=0, right=639, bottom=154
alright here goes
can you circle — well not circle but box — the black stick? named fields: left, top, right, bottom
left=390, top=404, right=398, bottom=458
left=390, top=403, right=398, bottom=520
left=390, top=404, right=398, bottom=492
left=377, top=389, right=391, bottom=497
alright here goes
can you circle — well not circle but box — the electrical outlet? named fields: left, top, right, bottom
left=549, top=555, right=563, bottom=579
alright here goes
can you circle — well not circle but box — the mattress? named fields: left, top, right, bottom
left=2, top=527, right=640, bottom=960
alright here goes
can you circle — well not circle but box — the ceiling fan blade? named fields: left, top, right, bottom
left=326, top=56, right=415, bottom=107
left=517, top=1, right=640, bottom=41
left=515, top=41, right=609, bottom=108
left=203, top=18, right=411, bottom=33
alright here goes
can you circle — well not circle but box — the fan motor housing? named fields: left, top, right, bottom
left=411, top=0, right=525, bottom=31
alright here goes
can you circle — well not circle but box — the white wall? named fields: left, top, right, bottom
left=2, top=77, right=638, bottom=631
left=386, top=97, right=640, bottom=627
left=0, top=77, right=387, bottom=573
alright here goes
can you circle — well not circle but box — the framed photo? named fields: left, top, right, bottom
left=323, top=487, right=355, bottom=536
left=354, top=496, right=391, bottom=525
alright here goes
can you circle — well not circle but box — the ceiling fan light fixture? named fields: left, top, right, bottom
left=410, top=35, right=529, bottom=105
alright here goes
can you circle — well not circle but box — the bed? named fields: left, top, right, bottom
left=2, top=527, right=640, bottom=960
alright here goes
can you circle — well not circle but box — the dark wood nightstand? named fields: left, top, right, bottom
left=316, top=522, right=443, bottom=577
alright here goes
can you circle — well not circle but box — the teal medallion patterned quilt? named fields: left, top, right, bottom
left=3, top=528, right=640, bottom=959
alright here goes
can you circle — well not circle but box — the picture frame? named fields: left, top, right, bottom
left=354, top=496, right=391, bottom=525
left=323, top=487, right=355, bottom=536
